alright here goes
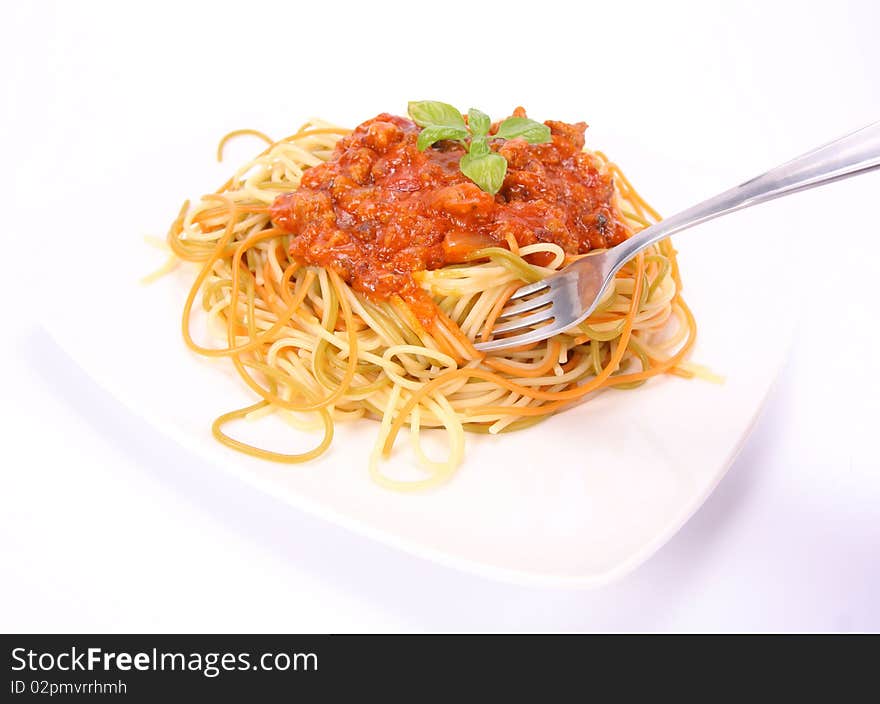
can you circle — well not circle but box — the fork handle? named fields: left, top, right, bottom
left=612, top=120, right=880, bottom=265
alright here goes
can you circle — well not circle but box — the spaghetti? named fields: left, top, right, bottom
left=162, top=112, right=697, bottom=490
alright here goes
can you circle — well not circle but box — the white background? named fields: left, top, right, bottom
left=2, top=0, right=878, bottom=631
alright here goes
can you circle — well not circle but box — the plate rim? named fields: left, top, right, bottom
left=42, top=320, right=788, bottom=588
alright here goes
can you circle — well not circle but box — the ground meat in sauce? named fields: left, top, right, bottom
left=270, top=110, right=629, bottom=321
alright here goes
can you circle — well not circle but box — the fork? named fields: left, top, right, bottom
left=473, top=120, right=880, bottom=352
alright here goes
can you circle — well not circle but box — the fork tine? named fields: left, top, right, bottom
left=474, top=250, right=612, bottom=351
left=508, top=279, right=550, bottom=301
left=489, top=309, right=555, bottom=336
left=496, top=290, right=554, bottom=319
left=474, top=318, right=571, bottom=352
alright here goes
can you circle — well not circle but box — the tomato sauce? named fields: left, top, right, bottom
left=270, top=110, right=629, bottom=322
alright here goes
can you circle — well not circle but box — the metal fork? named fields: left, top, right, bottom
left=474, top=120, right=880, bottom=352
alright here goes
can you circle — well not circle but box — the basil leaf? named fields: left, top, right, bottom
left=494, top=117, right=551, bottom=143
left=408, top=101, right=466, bottom=129
left=468, top=135, right=490, bottom=157
left=460, top=151, right=507, bottom=195
left=468, top=108, right=491, bottom=137
left=416, top=124, right=469, bottom=151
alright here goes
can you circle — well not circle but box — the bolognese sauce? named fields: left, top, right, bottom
left=270, top=110, right=629, bottom=321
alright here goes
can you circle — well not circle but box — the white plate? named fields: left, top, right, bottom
left=43, top=136, right=795, bottom=588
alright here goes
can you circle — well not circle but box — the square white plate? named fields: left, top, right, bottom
left=43, top=135, right=795, bottom=588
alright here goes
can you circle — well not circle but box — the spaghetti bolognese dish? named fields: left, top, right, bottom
left=159, top=102, right=698, bottom=490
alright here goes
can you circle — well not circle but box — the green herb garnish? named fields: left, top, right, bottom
left=407, top=100, right=551, bottom=195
